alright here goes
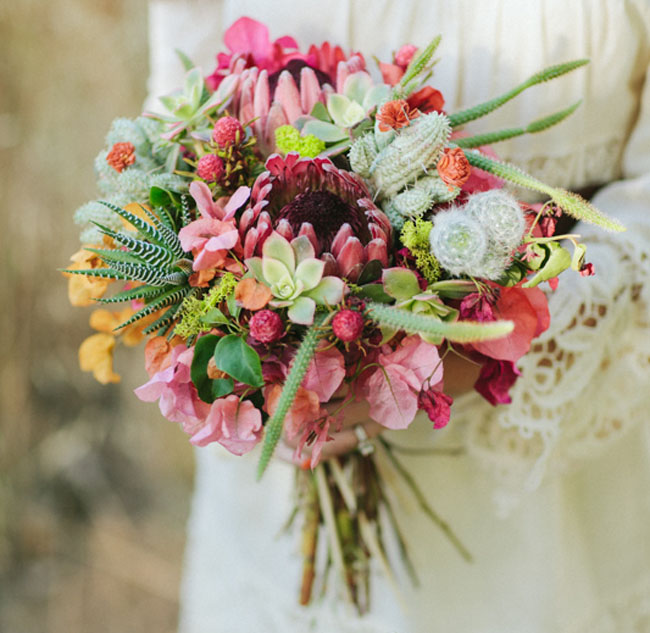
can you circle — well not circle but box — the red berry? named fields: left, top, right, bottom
left=332, top=310, right=364, bottom=342
left=196, top=154, right=224, bottom=182
left=212, top=116, right=245, bottom=148
left=249, top=310, right=284, bottom=343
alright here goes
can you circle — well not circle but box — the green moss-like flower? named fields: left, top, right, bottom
left=275, top=125, right=326, bottom=158
left=400, top=219, right=442, bottom=283
left=174, top=273, right=237, bottom=338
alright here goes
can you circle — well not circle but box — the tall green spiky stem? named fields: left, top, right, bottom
left=366, top=303, right=514, bottom=342
left=463, top=151, right=626, bottom=232
left=448, top=59, right=589, bottom=127
left=454, top=101, right=582, bottom=148
left=398, top=35, right=442, bottom=93
left=257, top=312, right=329, bottom=479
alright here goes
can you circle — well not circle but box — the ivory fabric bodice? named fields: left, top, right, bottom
left=147, top=1, right=650, bottom=631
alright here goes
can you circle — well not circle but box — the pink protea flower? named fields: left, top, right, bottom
left=332, top=309, right=364, bottom=342
left=240, top=153, right=391, bottom=281
left=212, top=116, right=245, bottom=148
left=197, top=154, right=224, bottom=182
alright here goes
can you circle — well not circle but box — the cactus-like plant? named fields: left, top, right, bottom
left=368, top=112, right=451, bottom=199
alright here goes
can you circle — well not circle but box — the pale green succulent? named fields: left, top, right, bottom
left=245, top=233, right=345, bottom=325
left=302, top=72, right=391, bottom=145
left=381, top=267, right=457, bottom=343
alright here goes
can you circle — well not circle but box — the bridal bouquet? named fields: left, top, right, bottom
left=63, top=18, right=623, bottom=612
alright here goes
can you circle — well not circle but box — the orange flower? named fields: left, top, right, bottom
left=376, top=99, right=420, bottom=132
left=436, top=147, right=471, bottom=191
left=144, top=335, right=184, bottom=376
left=106, top=142, right=136, bottom=173
left=64, top=246, right=113, bottom=306
left=235, top=277, right=272, bottom=310
left=79, top=333, right=120, bottom=384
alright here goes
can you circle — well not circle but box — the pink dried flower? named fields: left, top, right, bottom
left=197, top=154, right=224, bottom=182
left=249, top=309, right=284, bottom=343
left=418, top=388, right=453, bottom=429
left=459, top=292, right=496, bottom=322
left=212, top=116, right=245, bottom=148
left=332, top=310, right=364, bottom=342
left=474, top=358, right=522, bottom=406
left=579, top=262, right=595, bottom=276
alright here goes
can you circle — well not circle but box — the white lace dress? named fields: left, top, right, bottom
left=147, top=1, right=650, bottom=631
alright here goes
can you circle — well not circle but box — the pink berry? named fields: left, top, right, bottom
left=212, top=116, right=245, bottom=148
left=332, top=310, right=364, bottom=342
left=249, top=310, right=284, bottom=343
left=196, top=154, right=224, bottom=182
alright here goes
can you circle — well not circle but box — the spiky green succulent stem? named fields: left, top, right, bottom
left=398, top=35, right=441, bottom=92
left=366, top=302, right=514, bottom=342
left=448, top=59, right=589, bottom=128
left=257, top=312, right=330, bottom=479
left=463, top=150, right=625, bottom=232
left=454, top=101, right=581, bottom=149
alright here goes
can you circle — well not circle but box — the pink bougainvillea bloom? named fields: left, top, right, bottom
left=134, top=344, right=210, bottom=436
left=360, top=335, right=443, bottom=430
left=302, top=342, right=346, bottom=402
left=417, top=388, right=453, bottom=429
left=295, top=413, right=336, bottom=468
left=474, top=358, right=522, bottom=406
left=265, top=384, right=321, bottom=441
left=472, top=284, right=550, bottom=362
left=189, top=395, right=263, bottom=455
left=179, top=217, right=240, bottom=271
left=190, top=181, right=250, bottom=222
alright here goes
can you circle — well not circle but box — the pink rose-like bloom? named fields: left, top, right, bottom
left=135, top=344, right=210, bottom=436
left=418, top=388, right=453, bottom=429
left=190, top=395, right=263, bottom=455
left=474, top=358, right=522, bottom=406
left=360, top=336, right=443, bottom=430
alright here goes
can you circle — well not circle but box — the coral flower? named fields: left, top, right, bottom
left=437, top=147, right=472, bottom=191
left=376, top=99, right=420, bottom=132
left=240, top=153, right=391, bottom=281
left=106, top=142, right=136, bottom=173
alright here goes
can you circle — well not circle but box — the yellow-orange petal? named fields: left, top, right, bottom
left=79, top=333, right=121, bottom=384
left=235, top=278, right=273, bottom=310
left=68, top=275, right=111, bottom=306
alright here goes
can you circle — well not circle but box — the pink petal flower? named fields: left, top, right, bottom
left=189, top=395, right=263, bottom=455
left=179, top=218, right=240, bottom=271
left=418, top=389, right=453, bottom=429
left=265, top=384, right=321, bottom=441
left=295, top=412, right=335, bottom=468
left=302, top=342, right=346, bottom=402
left=474, top=359, right=522, bottom=406
left=134, top=345, right=210, bottom=435
left=360, top=336, right=443, bottom=430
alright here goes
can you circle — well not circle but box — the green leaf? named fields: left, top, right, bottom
left=150, top=186, right=173, bottom=208
left=357, top=259, right=383, bottom=285
left=200, top=308, right=229, bottom=326
left=358, top=283, right=393, bottom=303
left=213, top=335, right=264, bottom=388
left=310, top=101, right=332, bottom=122
left=175, top=48, right=196, bottom=71
left=522, top=242, right=572, bottom=288
left=571, top=242, right=587, bottom=271
left=382, top=268, right=421, bottom=301
left=212, top=377, right=234, bottom=399
left=302, top=119, right=348, bottom=142
left=191, top=335, right=220, bottom=403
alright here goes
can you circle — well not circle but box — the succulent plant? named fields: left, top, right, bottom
left=245, top=232, right=345, bottom=325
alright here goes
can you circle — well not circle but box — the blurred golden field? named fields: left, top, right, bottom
left=0, top=2, right=194, bottom=631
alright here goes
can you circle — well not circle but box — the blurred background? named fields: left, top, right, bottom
left=0, top=2, right=194, bottom=631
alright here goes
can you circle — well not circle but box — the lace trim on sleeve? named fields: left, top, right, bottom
left=459, top=210, right=650, bottom=513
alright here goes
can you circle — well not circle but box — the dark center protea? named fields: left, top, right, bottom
left=268, top=60, right=333, bottom=95
left=276, top=190, right=370, bottom=251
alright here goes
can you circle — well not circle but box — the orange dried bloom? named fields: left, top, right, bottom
left=106, top=142, right=136, bottom=173
left=235, top=277, right=273, bottom=310
left=376, top=99, right=420, bottom=132
left=436, top=147, right=471, bottom=191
